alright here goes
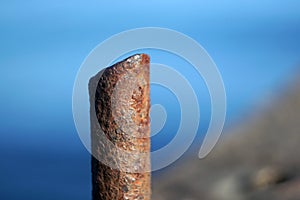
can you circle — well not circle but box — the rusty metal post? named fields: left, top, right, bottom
left=89, top=54, right=151, bottom=200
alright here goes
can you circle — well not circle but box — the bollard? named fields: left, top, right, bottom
left=89, top=54, right=151, bottom=200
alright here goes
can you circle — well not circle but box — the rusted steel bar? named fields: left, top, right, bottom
left=89, top=54, right=151, bottom=200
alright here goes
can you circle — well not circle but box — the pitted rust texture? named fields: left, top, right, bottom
left=89, top=54, right=151, bottom=200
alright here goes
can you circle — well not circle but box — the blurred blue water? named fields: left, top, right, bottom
left=0, top=0, right=300, bottom=199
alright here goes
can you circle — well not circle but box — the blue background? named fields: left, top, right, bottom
left=1, top=0, right=300, bottom=199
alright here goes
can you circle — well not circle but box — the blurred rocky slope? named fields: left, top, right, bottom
left=152, top=75, right=300, bottom=200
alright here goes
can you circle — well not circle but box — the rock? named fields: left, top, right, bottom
left=252, top=167, right=285, bottom=189
left=152, top=74, right=300, bottom=200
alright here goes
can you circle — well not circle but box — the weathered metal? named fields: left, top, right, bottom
left=89, top=54, right=151, bottom=200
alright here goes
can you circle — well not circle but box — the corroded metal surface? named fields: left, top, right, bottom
left=89, top=54, right=151, bottom=200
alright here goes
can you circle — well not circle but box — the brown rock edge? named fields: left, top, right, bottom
left=89, top=54, right=151, bottom=200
